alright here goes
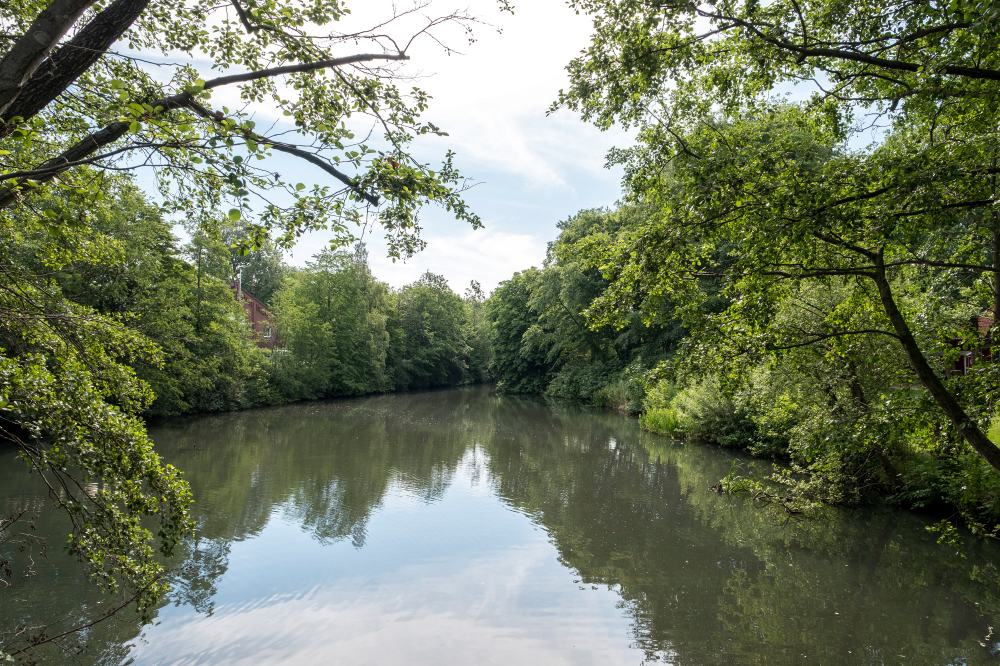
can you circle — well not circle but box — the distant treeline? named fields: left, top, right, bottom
left=486, top=207, right=1000, bottom=532
left=10, top=177, right=491, bottom=420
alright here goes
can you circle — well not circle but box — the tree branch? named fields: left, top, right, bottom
left=184, top=99, right=380, bottom=206
left=766, top=328, right=900, bottom=350
left=0, top=0, right=97, bottom=115
left=0, top=140, right=206, bottom=181
left=0, top=50, right=407, bottom=210
left=871, top=258, right=1000, bottom=472
left=700, top=10, right=1000, bottom=82
left=201, top=52, right=408, bottom=91
left=883, top=258, right=1000, bottom=272
left=228, top=0, right=278, bottom=35
left=0, top=0, right=153, bottom=134
left=762, top=266, right=876, bottom=279
left=890, top=197, right=996, bottom=219
left=0, top=91, right=191, bottom=209
left=811, top=231, right=878, bottom=259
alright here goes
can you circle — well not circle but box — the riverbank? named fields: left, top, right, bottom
left=500, top=380, right=1000, bottom=538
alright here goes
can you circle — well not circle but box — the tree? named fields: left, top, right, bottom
left=462, top=280, right=493, bottom=384
left=0, top=174, right=191, bottom=618
left=0, top=0, right=500, bottom=622
left=0, top=0, right=486, bottom=254
left=49, top=179, right=270, bottom=416
left=486, top=209, right=683, bottom=407
left=487, top=269, right=552, bottom=394
left=272, top=247, right=391, bottom=398
left=389, top=272, right=470, bottom=389
left=558, top=0, right=1000, bottom=473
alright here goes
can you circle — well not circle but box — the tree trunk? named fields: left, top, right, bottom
left=0, top=0, right=151, bottom=134
left=992, top=155, right=1000, bottom=329
left=195, top=245, right=203, bottom=335
left=872, top=259, right=1000, bottom=472
left=0, top=0, right=97, bottom=116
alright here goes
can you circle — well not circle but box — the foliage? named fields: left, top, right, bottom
left=462, top=280, right=493, bottom=385
left=593, top=364, right=646, bottom=414
left=388, top=271, right=473, bottom=390
left=0, top=176, right=193, bottom=617
left=487, top=209, right=685, bottom=406
left=525, top=0, right=1000, bottom=526
left=0, top=0, right=499, bottom=626
left=0, top=169, right=491, bottom=645
left=271, top=246, right=392, bottom=399
left=491, top=194, right=1000, bottom=526
left=487, top=268, right=551, bottom=394
left=272, top=252, right=489, bottom=399
left=0, top=0, right=486, bottom=251
left=42, top=179, right=273, bottom=417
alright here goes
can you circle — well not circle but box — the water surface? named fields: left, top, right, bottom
left=2, top=386, right=999, bottom=664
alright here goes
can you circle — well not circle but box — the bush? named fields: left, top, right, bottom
left=671, top=377, right=757, bottom=448
left=545, top=363, right=616, bottom=404
left=595, top=365, right=647, bottom=414
left=640, top=374, right=767, bottom=452
left=640, top=407, right=682, bottom=435
left=895, top=448, right=1000, bottom=533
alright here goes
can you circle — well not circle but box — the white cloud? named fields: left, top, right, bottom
left=170, top=1, right=625, bottom=189
left=371, top=226, right=546, bottom=294
left=397, top=0, right=627, bottom=187
left=287, top=225, right=546, bottom=294
left=141, top=1, right=625, bottom=290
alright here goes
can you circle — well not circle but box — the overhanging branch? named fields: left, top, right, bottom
left=184, top=99, right=380, bottom=206
left=700, top=9, right=1000, bottom=82
left=0, top=51, right=405, bottom=210
left=0, top=0, right=97, bottom=115
left=766, top=328, right=900, bottom=351
left=201, top=52, right=408, bottom=90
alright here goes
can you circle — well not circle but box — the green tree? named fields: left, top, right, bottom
left=0, top=176, right=191, bottom=617
left=487, top=209, right=682, bottom=408
left=1, top=0, right=500, bottom=616
left=558, top=0, right=1000, bottom=474
left=389, top=272, right=471, bottom=389
left=46, top=182, right=271, bottom=416
left=272, top=247, right=391, bottom=399
left=0, top=0, right=486, bottom=249
left=487, top=269, right=552, bottom=394
left=463, top=280, right=493, bottom=384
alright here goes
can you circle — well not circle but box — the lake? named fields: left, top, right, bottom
left=1, top=386, right=999, bottom=664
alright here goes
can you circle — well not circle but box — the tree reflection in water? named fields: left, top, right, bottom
left=1, top=386, right=998, bottom=664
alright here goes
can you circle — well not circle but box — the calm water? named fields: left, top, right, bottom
left=2, top=386, right=999, bottom=664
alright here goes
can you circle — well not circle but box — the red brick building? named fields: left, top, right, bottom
left=950, top=311, right=993, bottom=375
left=232, top=281, right=278, bottom=349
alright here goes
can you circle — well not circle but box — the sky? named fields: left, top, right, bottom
left=234, top=1, right=626, bottom=294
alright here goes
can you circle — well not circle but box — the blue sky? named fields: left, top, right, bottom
left=227, top=1, right=626, bottom=293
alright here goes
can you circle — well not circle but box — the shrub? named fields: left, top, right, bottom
left=670, top=376, right=757, bottom=448
left=545, top=363, right=615, bottom=404
left=640, top=407, right=682, bottom=435
left=595, top=365, right=647, bottom=414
